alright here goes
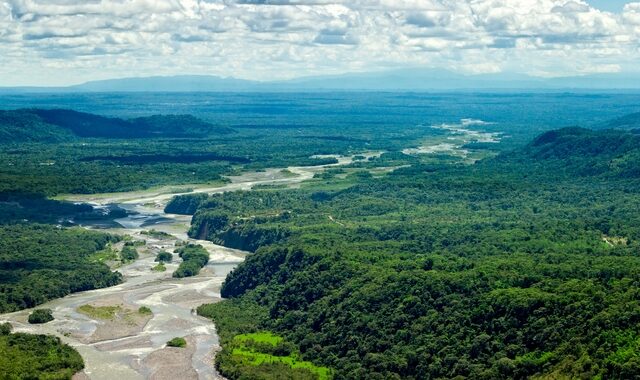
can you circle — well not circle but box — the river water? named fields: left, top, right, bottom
left=0, top=155, right=377, bottom=380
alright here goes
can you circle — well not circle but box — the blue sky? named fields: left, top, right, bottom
left=588, top=0, right=632, bottom=12
left=1, top=0, right=640, bottom=86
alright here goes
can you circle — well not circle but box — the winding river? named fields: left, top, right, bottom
left=0, top=154, right=378, bottom=380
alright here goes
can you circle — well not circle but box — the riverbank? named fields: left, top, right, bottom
left=0, top=152, right=378, bottom=379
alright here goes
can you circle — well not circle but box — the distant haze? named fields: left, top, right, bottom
left=2, top=70, right=640, bottom=93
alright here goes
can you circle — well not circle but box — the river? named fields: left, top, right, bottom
left=0, top=154, right=379, bottom=380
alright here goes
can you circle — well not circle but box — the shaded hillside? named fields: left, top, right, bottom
left=0, top=109, right=235, bottom=143
left=33, top=109, right=235, bottom=138
left=604, top=112, right=640, bottom=130
left=514, top=127, right=640, bottom=178
left=527, top=127, right=638, bottom=158
left=33, top=109, right=136, bottom=138
left=0, top=110, right=73, bottom=143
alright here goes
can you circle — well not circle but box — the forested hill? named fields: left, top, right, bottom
left=191, top=126, right=640, bottom=379
left=501, top=127, right=640, bottom=178
left=527, top=127, right=639, bottom=158
left=0, top=109, right=234, bottom=143
left=604, top=111, right=640, bottom=130
left=0, top=109, right=74, bottom=143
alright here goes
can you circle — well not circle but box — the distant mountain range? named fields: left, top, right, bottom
left=2, top=69, right=640, bottom=92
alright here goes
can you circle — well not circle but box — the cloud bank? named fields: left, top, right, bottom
left=1, top=0, right=639, bottom=85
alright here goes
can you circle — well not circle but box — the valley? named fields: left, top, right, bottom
left=1, top=93, right=640, bottom=380
left=0, top=152, right=376, bottom=379
left=3, top=0, right=640, bottom=378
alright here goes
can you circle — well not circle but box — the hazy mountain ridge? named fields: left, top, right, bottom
left=2, top=70, right=640, bottom=92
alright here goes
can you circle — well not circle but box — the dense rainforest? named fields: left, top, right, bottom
left=0, top=224, right=122, bottom=312
left=0, top=104, right=450, bottom=379
left=189, top=127, right=640, bottom=379
left=0, top=94, right=639, bottom=379
left=0, top=104, right=453, bottom=379
left=0, top=323, right=85, bottom=379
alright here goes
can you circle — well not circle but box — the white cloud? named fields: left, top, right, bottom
left=0, top=0, right=638, bottom=85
